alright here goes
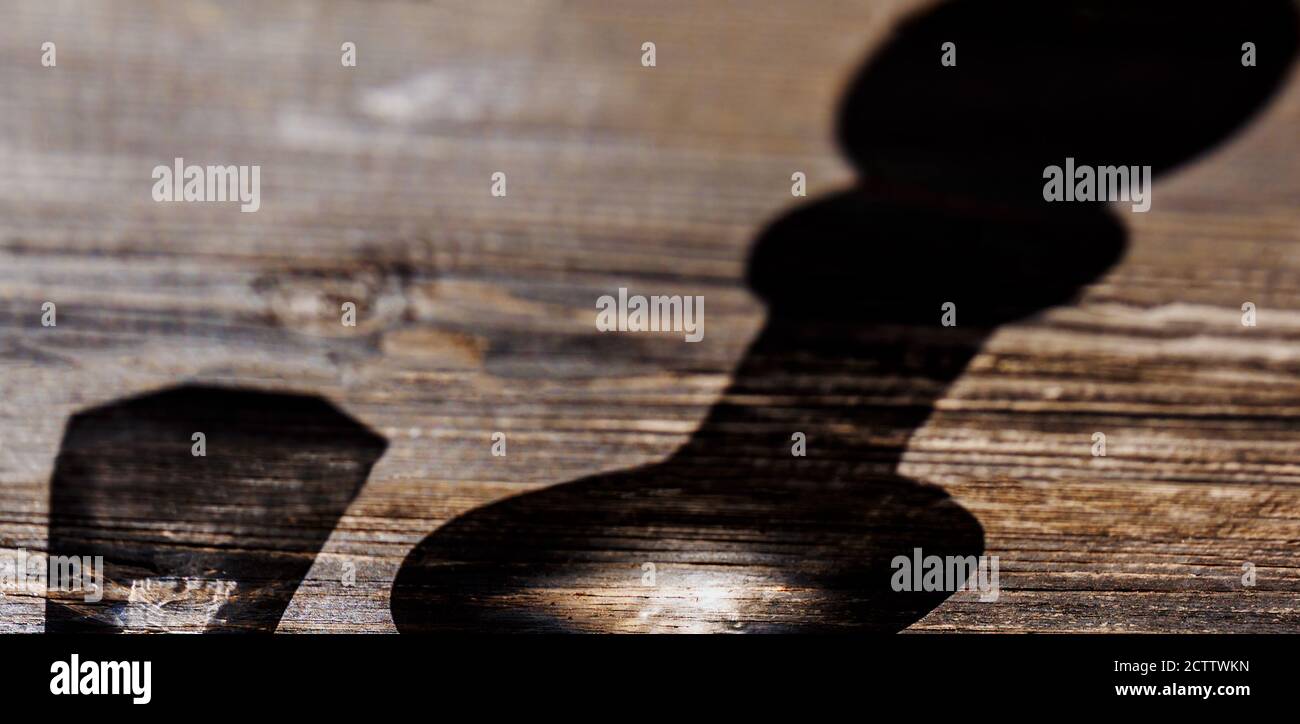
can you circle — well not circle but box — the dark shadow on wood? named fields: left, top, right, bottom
left=46, top=385, right=386, bottom=633
left=837, top=0, right=1300, bottom=206
left=391, top=0, right=1297, bottom=633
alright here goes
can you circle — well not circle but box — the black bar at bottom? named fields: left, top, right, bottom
left=0, top=634, right=1284, bottom=712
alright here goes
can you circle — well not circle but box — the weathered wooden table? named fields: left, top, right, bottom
left=1, top=0, right=1297, bottom=632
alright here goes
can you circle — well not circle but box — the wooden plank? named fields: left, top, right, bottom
left=0, top=0, right=1298, bottom=632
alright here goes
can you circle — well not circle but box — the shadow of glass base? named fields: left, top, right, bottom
left=392, top=455, right=984, bottom=633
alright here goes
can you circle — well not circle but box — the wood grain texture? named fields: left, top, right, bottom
left=0, top=0, right=1298, bottom=632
